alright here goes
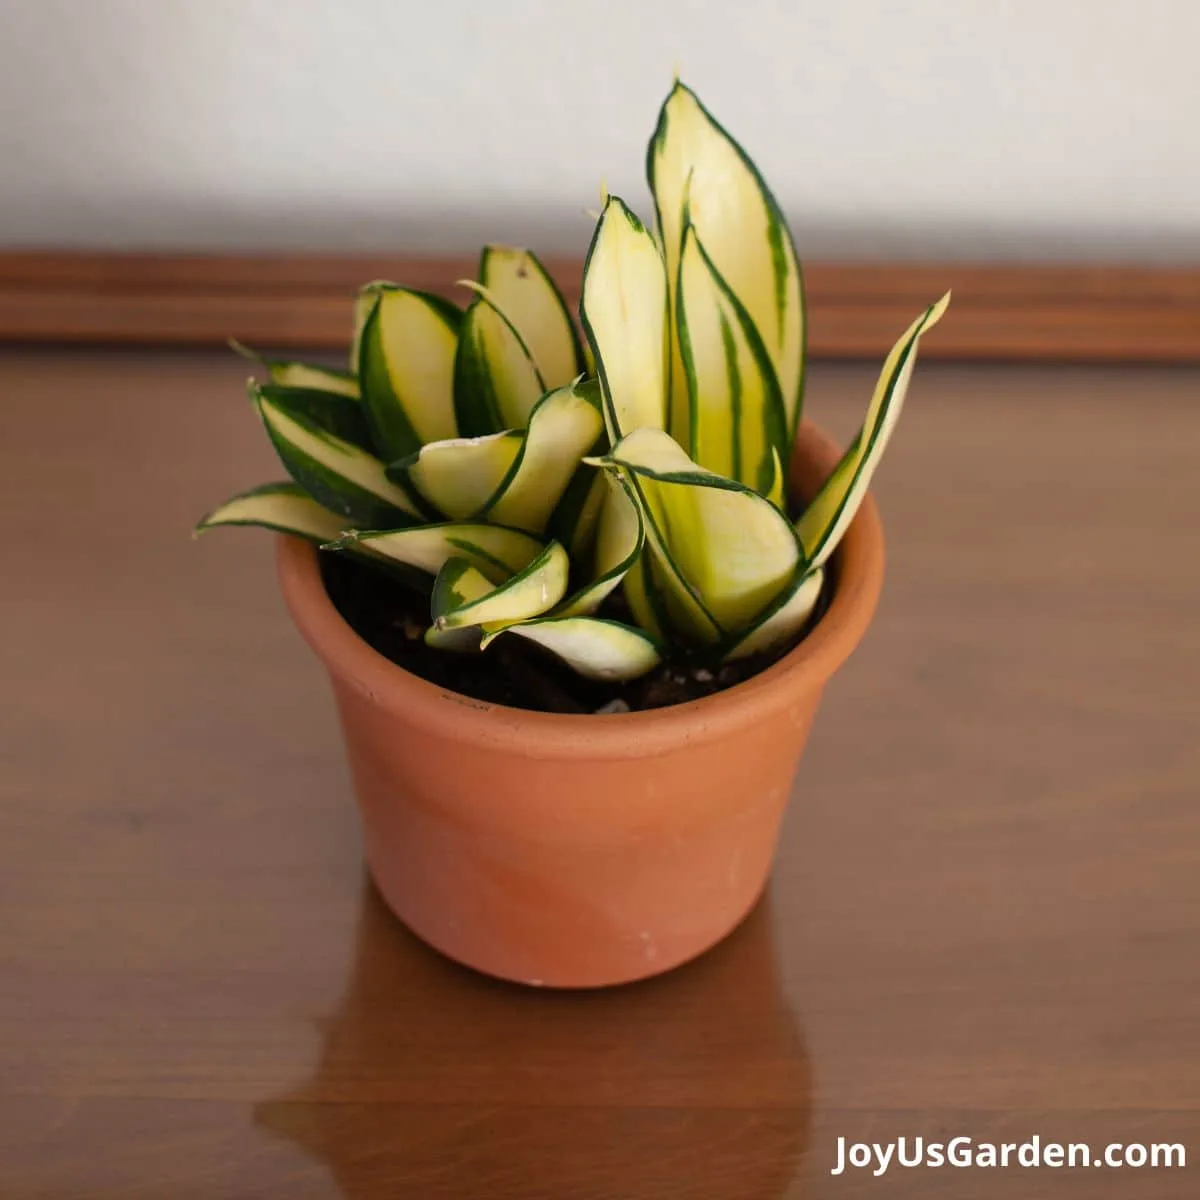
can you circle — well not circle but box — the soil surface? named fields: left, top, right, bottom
left=320, top=553, right=830, bottom=714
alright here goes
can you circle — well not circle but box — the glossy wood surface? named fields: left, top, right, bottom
left=2, top=253, right=1199, bottom=362
left=1, top=349, right=1197, bottom=1197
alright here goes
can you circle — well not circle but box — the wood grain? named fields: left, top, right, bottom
left=1, top=251, right=1199, bottom=362
left=1, top=349, right=1198, bottom=1197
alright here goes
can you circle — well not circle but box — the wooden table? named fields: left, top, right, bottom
left=2, top=348, right=1197, bottom=1198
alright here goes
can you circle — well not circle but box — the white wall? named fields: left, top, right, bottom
left=1, top=0, right=1197, bottom=261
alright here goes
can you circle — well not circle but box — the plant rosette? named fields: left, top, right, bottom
left=199, top=80, right=948, bottom=987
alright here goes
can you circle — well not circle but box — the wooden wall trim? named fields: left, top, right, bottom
left=1, top=251, right=1198, bottom=362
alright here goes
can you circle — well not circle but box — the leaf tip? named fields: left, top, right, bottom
left=928, top=291, right=952, bottom=324
left=458, top=279, right=501, bottom=309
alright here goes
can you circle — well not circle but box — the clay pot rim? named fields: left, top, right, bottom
left=276, top=419, right=885, bottom=759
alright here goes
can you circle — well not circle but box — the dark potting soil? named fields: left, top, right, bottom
left=319, top=552, right=831, bottom=715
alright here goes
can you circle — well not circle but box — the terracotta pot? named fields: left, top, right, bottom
left=276, top=420, right=885, bottom=988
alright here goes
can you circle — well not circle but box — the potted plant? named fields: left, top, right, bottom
left=198, top=80, right=948, bottom=988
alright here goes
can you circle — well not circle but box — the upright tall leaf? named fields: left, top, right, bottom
left=358, top=286, right=462, bottom=459
left=796, top=294, right=950, bottom=569
left=676, top=224, right=787, bottom=495
left=648, top=81, right=805, bottom=442
left=479, top=247, right=585, bottom=391
left=579, top=196, right=668, bottom=441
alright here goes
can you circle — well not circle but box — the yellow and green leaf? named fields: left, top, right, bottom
left=546, top=460, right=607, bottom=561
left=196, top=482, right=426, bottom=585
left=766, top=447, right=786, bottom=511
left=622, top=553, right=669, bottom=643
left=552, top=472, right=643, bottom=618
left=482, top=617, right=663, bottom=682
left=478, top=246, right=584, bottom=391
left=358, top=285, right=462, bottom=459
left=648, top=80, right=805, bottom=442
left=425, top=558, right=494, bottom=651
left=255, top=388, right=420, bottom=528
left=720, top=566, right=824, bottom=662
left=349, top=283, right=387, bottom=377
left=390, top=431, right=523, bottom=521
left=231, top=340, right=361, bottom=399
left=253, top=382, right=373, bottom=450
left=453, top=284, right=547, bottom=435
left=796, top=293, right=950, bottom=569
left=434, top=541, right=569, bottom=631
left=676, top=223, right=787, bottom=494
left=600, top=427, right=801, bottom=641
left=327, top=521, right=544, bottom=585
left=431, top=556, right=495, bottom=616
left=195, top=481, right=350, bottom=544
left=579, top=195, right=669, bottom=441
left=482, top=378, right=606, bottom=534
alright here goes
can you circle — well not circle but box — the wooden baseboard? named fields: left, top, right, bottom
left=1, top=251, right=1198, bottom=363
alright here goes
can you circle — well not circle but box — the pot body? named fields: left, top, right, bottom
left=277, top=422, right=885, bottom=987
left=330, top=665, right=818, bottom=989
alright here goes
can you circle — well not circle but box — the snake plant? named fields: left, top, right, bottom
left=199, top=80, right=948, bottom=686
